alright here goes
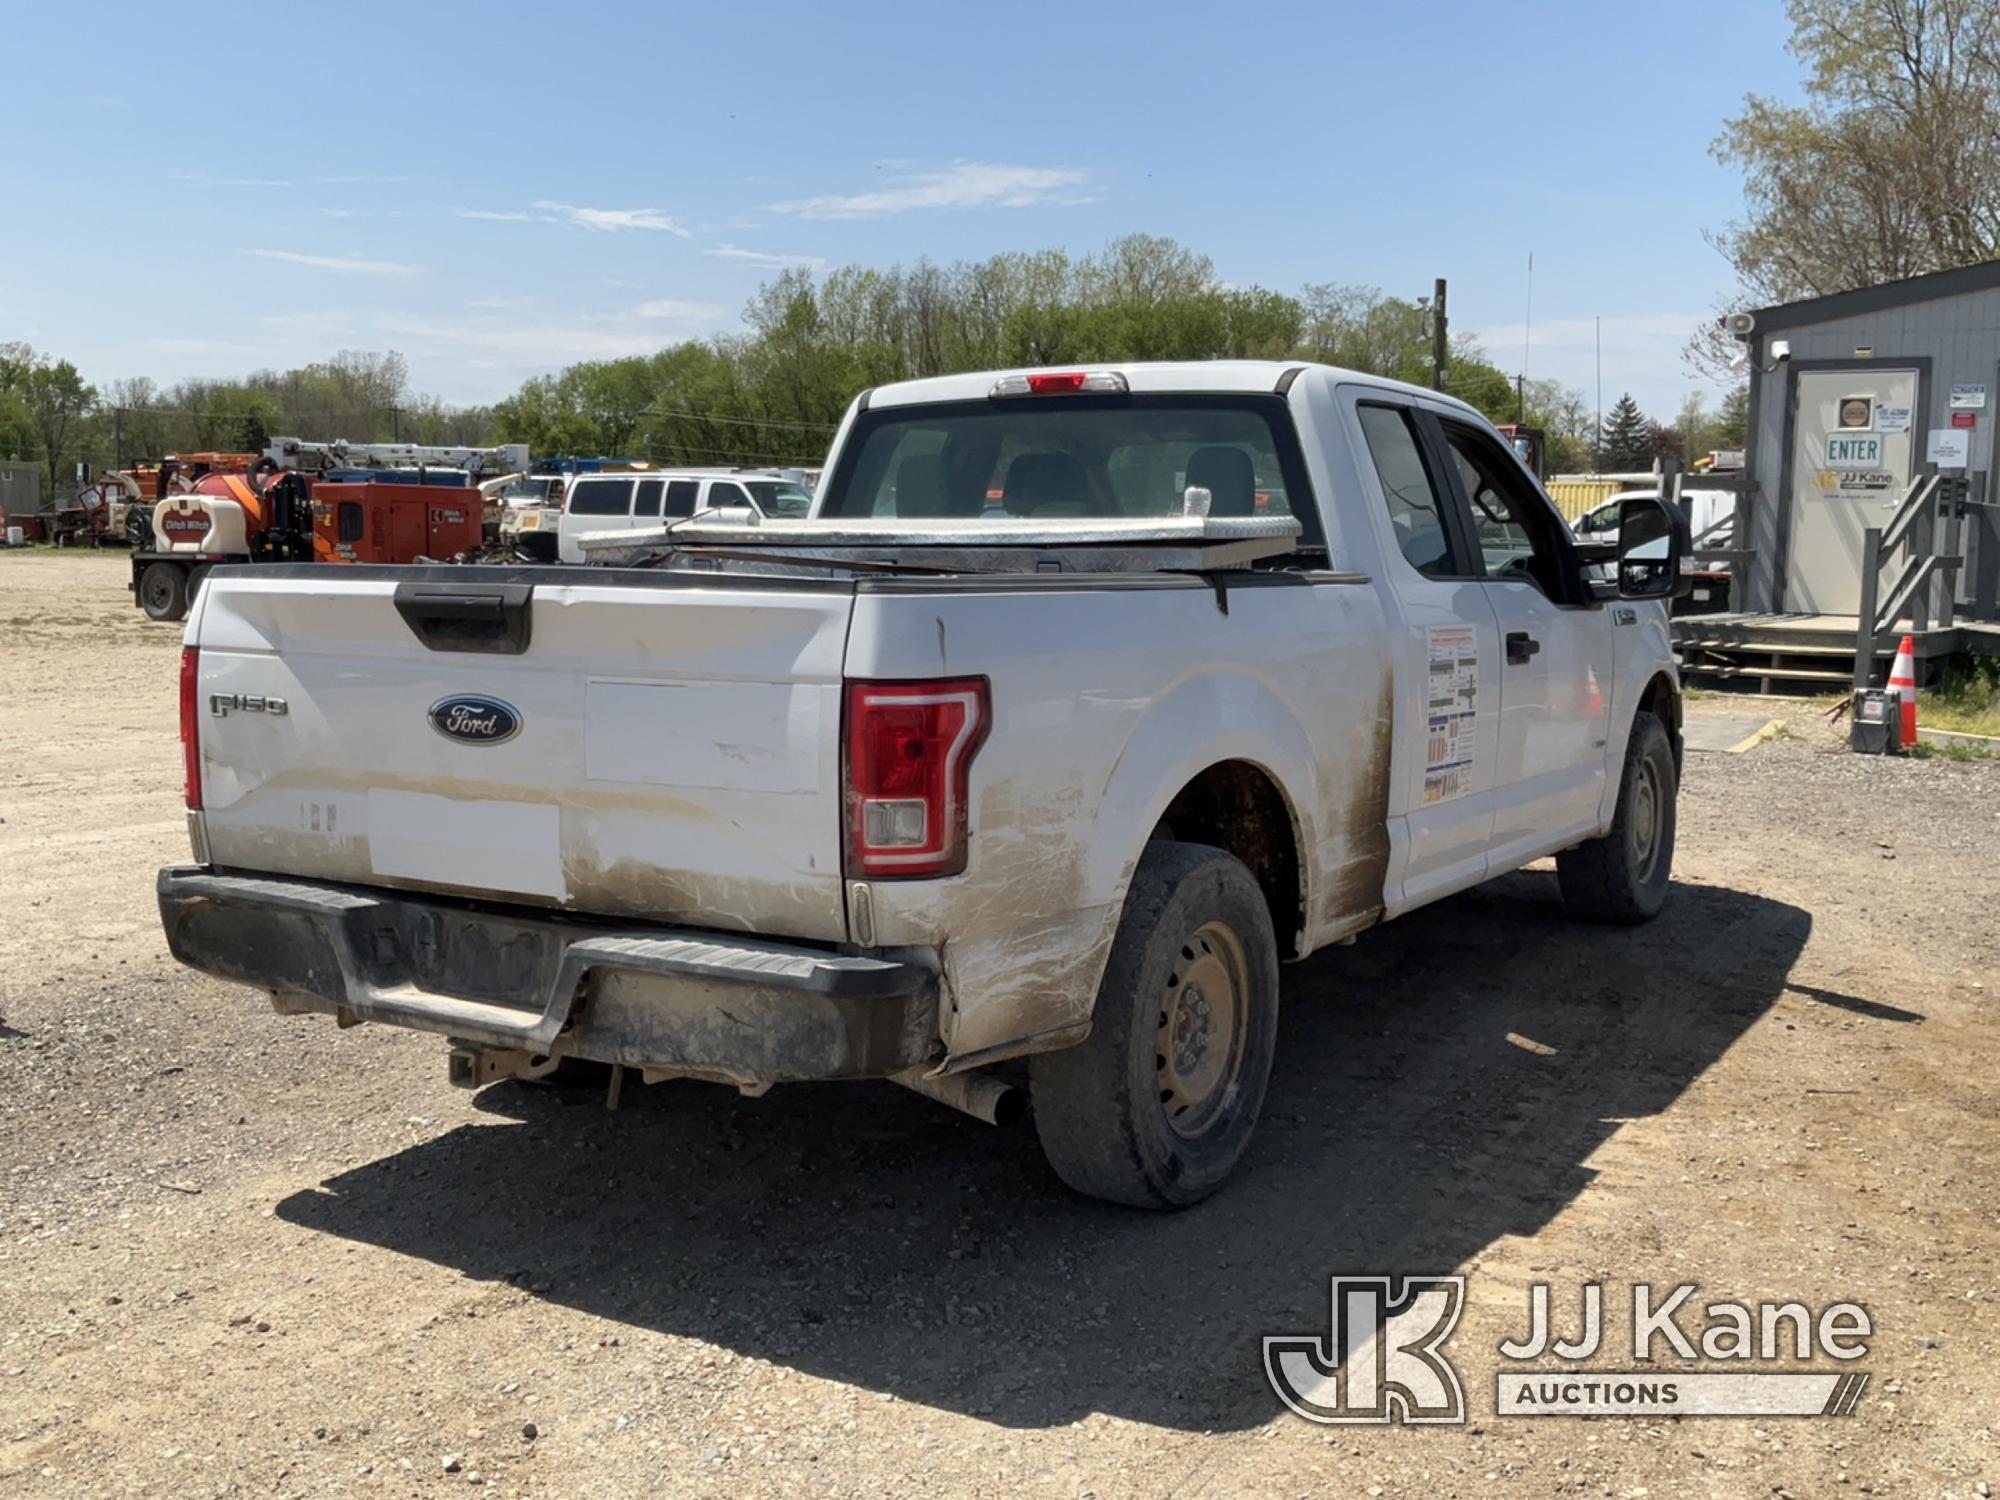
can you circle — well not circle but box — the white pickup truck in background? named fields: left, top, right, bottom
left=160, top=361, right=1689, bottom=1207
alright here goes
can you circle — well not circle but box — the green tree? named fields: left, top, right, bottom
left=1715, top=385, right=1751, bottom=447
left=0, top=346, right=37, bottom=462
left=1646, top=420, right=1687, bottom=465
left=0, top=390, right=34, bottom=462
left=1710, top=0, right=2000, bottom=304
left=23, top=356, right=97, bottom=491
left=1599, top=394, right=1653, bottom=471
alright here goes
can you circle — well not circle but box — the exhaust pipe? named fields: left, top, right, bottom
left=893, top=1068, right=1024, bottom=1127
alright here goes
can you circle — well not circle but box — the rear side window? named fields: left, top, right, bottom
left=744, top=479, right=813, bottom=517
left=568, top=478, right=633, bottom=516
left=633, top=478, right=664, bottom=517
left=663, top=480, right=699, bottom=518
left=708, top=481, right=752, bottom=508
left=1356, top=404, right=1453, bottom=579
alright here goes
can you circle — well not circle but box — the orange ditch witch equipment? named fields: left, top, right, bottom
left=130, top=439, right=528, bottom=622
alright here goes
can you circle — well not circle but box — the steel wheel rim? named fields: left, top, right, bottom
left=1629, top=757, right=1663, bottom=883
left=1156, top=920, right=1249, bottom=1139
left=144, top=572, right=174, bottom=612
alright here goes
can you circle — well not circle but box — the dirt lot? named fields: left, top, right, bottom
left=2, top=550, right=1997, bottom=1499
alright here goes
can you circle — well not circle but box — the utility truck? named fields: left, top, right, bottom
left=158, top=362, right=1688, bottom=1207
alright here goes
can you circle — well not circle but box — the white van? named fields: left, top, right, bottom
left=1574, top=488, right=1733, bottom=551
left=556, top=469, right=813, bottom=563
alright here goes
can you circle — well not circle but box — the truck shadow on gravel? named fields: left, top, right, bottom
left=277, top=871, right=1809, bottom=1432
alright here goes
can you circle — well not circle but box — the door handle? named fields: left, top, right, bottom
left=1506, top=631, right=1541, bottom=665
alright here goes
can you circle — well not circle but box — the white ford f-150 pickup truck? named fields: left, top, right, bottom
left=160, top=361, right=1689, bottom=1208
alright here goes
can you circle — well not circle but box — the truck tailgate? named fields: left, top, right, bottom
left=189, top=568, right=854, bottom=942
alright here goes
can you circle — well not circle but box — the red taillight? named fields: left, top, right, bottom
left=843, top=678, right=990, bottom=879
left=1027, top=371, right=1087, bottom=394
left=179, top=646, right=202, bottom=810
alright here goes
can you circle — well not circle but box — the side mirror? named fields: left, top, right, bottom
left=1614, top=497, right=1692, bottom=600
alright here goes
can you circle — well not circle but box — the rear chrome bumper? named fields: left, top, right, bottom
left=157, top=867, right=940, bottom=1082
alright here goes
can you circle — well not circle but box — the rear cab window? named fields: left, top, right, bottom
left=816, top=394, right=1322, bottom=549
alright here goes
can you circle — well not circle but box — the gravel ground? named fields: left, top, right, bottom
left=2, top=552, right=1998, bottom=1499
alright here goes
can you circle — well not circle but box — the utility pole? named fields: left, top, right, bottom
left=1515, top=373, right=1525, bottom=424
left=1594, top=315, right=1603, bottom=473
left=1431, top=278, right=1449, bottom=392
left=113, top=407, right=125, bottom=472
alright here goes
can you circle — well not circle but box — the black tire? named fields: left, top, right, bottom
left=1031, top=841, right=1280, bottom=1209
left=138, top=561, right=189, bottom=623
left=1557, top=709, right=1677, bottom=924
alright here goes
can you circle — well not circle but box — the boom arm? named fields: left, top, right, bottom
left=265, top=437, right=531, bottom=478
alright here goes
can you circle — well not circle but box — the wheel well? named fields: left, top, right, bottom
left=1638, top=671, right=1681, bottom=733
left=1152, top=761, right=1304, bottom=952
left=1638, top=671, right=1683, bottom=769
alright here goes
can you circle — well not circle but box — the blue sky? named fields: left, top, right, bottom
left=1, top=0, right=1797, bottom=422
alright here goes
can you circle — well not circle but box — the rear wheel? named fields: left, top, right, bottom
left=1031, top=841, right=1280, bottom=1209
left=1557, top=709, right=1676, bottom=924
left=138, top=561, right=188, bottom=623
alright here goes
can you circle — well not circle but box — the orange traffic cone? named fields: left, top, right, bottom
left=1888, top=634, right=1918, bottom=749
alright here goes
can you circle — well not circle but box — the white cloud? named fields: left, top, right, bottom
left=260, top=311, right=357, bottom=339
left=773, top=162, right=1090, bottom=219
left=532, top=200, right=689, bottom=235
left=315, top=174, right=410, bottom=184
left=249, top=248, right=423, bottom=276
left=172, top=168, right=291, bottom=189
left=706, top=244, right=826, bottom=272
left=460, top=209, right=544, bottom=222
left=136, top=335, right=261, bottom=358
left=469, top=295, right=536, bottom=310
left=377, top=315, right=674, bottom=365
left=1464, top=311, right=1724, bottom=413
left=1469, top=313, right=1708, bottom=354
left=632, top=299, right=726, bottom=320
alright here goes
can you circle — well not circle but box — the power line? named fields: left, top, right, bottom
left=642, top=441, right=825, bottom=466
left=117, top=401, right=840, bottom=438
left=641, top=404, right=840, bottom=433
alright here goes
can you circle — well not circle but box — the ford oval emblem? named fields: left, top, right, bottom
left=429, top=695, right=521, bottom=746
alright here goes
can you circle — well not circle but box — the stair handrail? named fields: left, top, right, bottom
left=1853, top=468, right=1967, bottom=691
left=1878, top=471, right=1940, bottom=556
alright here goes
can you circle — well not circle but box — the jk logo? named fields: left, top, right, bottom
left=1264, top=1276, right=1467, bottom=1425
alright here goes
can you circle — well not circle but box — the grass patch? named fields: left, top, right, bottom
left=1910, top=738, right=2000, bottom=763
left=1921, top=656, right=2000, bottom=738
